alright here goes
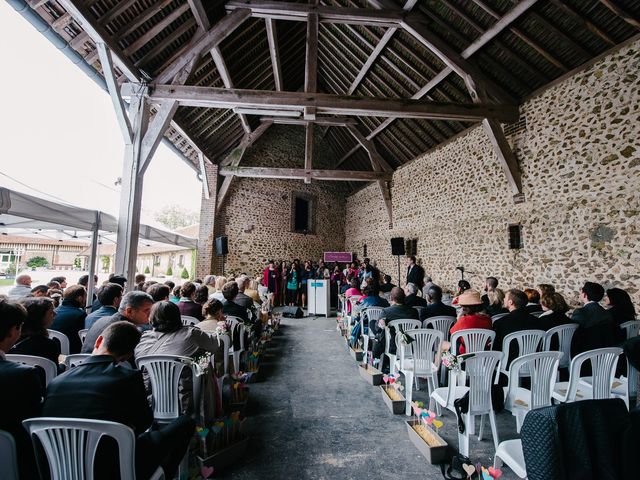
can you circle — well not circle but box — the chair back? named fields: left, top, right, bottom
left=413, top=306, right=427, bottom=321
left=423, top=316, right=456, bottom=341
left=500, top=330, right=545, bottom=375
left=78, top=329, right=89, bottom=344
left=460, top=351, right=503, bottom=415
left=491, top=313, right=508, bottom=323
left=403, top=329, right=443, bottom=374
left=449, top=328, right=495, bottom=355
left=6, top=354, right=57, bottom=386
left=385, top=319, right=421, bottom=353
left=226, top=316, right=246, bottom=351
left=0, top=430, right=18, bottom=480
left=364, top=307, right=385, bottom=323
left=566, top=347, right=623, bottom=402
left=47, top=329, right=70, bottom=356
left=620, top=320, right=640, bottom=339
left=214, top=334, right=230, bottom=377
left=543, top=324, right=579, bottom=368
left=506, top=352, right=563, bottom=411
left=23, top=418, right=137, bottom=480
left=181, top=315, right=200, bottom=326
left=64, top=354, right=92, bottom=369
left=136, top=355, right=197, bottom=422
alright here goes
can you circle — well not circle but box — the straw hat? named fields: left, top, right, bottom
left=457, top=289, right=483, bottom=306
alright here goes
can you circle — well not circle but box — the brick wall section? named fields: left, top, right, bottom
left=211, top=125, right=349, bottom=277
left=345, top=40, right=640, bottom=304
left=196, top=162, right=218, bottom=279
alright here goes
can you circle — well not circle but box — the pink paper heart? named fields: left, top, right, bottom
left=201, top=465, right=214, bottom=478
left=488, top=467, right=502, bottom=479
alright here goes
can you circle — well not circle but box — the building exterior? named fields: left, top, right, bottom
left=0, top=234, right=88, bottom=274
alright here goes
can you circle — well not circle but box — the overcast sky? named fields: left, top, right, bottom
left=0, top=3, right=202, bottom=225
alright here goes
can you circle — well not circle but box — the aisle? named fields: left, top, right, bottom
left=217, top=314, right=518, bottom=479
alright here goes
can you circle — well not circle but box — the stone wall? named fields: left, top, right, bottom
left=212, top=125, right=349, bottom=277
left=345, top=40, right=640, bottom=305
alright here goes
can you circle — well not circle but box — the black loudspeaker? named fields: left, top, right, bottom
left=390, top=237, right=405, bottom=256
left=282, top=306, right=304, bottom=318
left=215, top=236, right=228, bottom=256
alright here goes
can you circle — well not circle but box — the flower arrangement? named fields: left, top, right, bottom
left=192, top=352, right=213, bottom=376
left=441, top=351, right=461, bottom=372
left=214, top=321, right=228, bottom=337
left=411, top=401, right=443, bottom=431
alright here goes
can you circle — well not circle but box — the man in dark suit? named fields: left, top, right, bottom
left=43, top=321, right=194, bottom=479
left=493, top=289, right=539, bottom=353
left=405, top=256, right=425, bottom=290
left=0, top=300, right=43, bottom=480
left=221, top=281, right=250, bottom=323
left=571, top=282, right=622, bottom=355
left=52, top=285, right=87, bottom=353
left=424, top=285, right=457, bottom=319
left=404, top=283, right=428, bottom=307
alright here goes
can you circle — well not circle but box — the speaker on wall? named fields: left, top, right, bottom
left=215, top=236, right=228, bottom=256
left=390, top=237, right=405, bottom=256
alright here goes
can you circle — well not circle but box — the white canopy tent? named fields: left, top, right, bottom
left=0, top=186, right=198, bottom=302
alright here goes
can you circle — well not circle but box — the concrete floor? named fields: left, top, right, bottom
left=217, top=314, right=520, bottom=479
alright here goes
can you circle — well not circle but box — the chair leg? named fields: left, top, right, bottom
left=493, top=453, right=503, bottom=469
left=478, top=414, right=485, bottom=441
left=404, top=370, right=414, bottom=416
left=489, top=411, right=500, bottom=453
left=232, top=352, right=240, bottom=373
left=458, top=414, right=470, bottom=457
left=515, top=410, right=525, bottom=433
left=415, top=374, right=420, bottom=391
left=468, top=413, right=475, bottom=436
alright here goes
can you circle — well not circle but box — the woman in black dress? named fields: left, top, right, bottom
left=10, top=297, right=61, bottom=366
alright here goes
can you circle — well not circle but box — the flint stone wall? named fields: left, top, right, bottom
left=345, top=40, right=640, bottom=304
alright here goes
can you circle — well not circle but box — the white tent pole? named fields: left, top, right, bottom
left=86, top=211, right=100, bottom=310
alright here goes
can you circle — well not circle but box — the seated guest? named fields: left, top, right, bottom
left=197, top=299, right=226, bottom=335
left=221, top=281, right=250, bottom=323
left=449, top=290, right=492, bottom=354
left=451, top=280, right=471, bottom=305
left=43, top=321, right=194, bottom=480
left=30, top=285, right=49, bottom=297
left=92, top=274, right=127, bottom=311
left=256, top=277, right=269, bottom=303
left=572, top=282, right=622, bottom=355
left=0, top=300, right=44, bottom=480
left=141, top=280, right=158, bottom=293
left=177, top=282, right=204, bottom=321
left=353, top=284, right=389, bottom=339
left=234, top=275, right=254, bottom=309
left=485, top=288, right=508, bottom=317
left=605, top=287, right=637, bottom=326
left=7, top=274, right=32, bottom=299
left=245, top=278, right=263, bottom=305
left=147, top=283, right=171, bottom=303
left=493, top=289, right=539, bottom=352
left=404, top=283, right=428, bottom=307
left=344, top=277, right=362, bottom=315
left=164, top=280, right=175, bottom=291
left=481, top=276, right=499, bottom=308
left=536, top=283, right=555, bottom=298
left=424, top=285, right=457, bottom=319
left=195, top=284, right=210, bottom=306
left=203, top=275, right=216, bottom=296
left=421, top=276, right=435, bottom=298
left=78, top=274, right=99, bottom=302
left=50, top=276, right=67, bottom=290
left=48, top=289, right=63, bottom=308
left=47, top=280, right=61, bottom=291
left=85, top=283, right=123, bottom=329
left=134, top=273, right=146, bottom=291
left=537, top=292, right=571, bottom=331
left=170, top=285, right=181, bottom=304
left=10, top=297, right=61, bottom=366
left=82, top=291, right=153, bottom=353
left=135, top=302, right=223, bottom=414
left=210, top=276, right=227, bottom=302
left=524, top=288, right=543, bottom=314
left=380, top=274, right=395, bottom=293
left=52, top=285, right=87, bottom=353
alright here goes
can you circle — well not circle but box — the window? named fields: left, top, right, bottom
left=178, top=255, right=184, bottom=267
left=153, top=255, right=161, bottom=266
left=508, top=224, right=523, bottom=249
left=405, top=239, right=418, bottom=256
left=291, top=193, right=314, bottom=233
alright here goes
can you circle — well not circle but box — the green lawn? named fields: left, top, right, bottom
left=0, top=279, right=14, bottom=286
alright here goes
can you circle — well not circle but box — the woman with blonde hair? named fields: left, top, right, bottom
left=244, top=278, right=262, bottom=305
left=486, top=288, right=508, bottom=317
left=210, top=276, right=227, bottom=302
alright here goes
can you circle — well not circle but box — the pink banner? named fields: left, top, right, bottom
left=324, top=252, right=353, bottom=263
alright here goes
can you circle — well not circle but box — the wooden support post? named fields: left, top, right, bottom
left=114, top=93, right=150, bottom=287
left=265, top=18, right=283, bottom=91
left=95, top=43, right=132, bottom=143
left=304, top=124, right=313, bottom=184
left=219, top=166, right=392, bottom=181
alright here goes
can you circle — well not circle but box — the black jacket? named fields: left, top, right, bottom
left=382, top=303, right=420, bottom=322
left=10, top=334, right=61, bottom=366
left=52, top=299, right=87, bottom=353
left=423, top=302, right=457, bottom=319
left=0, top=358, right=44, bottom=479
left=493, top=307, right=540, bottom=353
left=404, top=293, right=428, bottom=308
left=572, top=302, right=613, bottom=329
left=406, top=264, right=425, bottom=290
left=525, top=303, right=543, bottom=314
left=571, top=302, right=623, bottom=355
left=536, top=310, right=571, bottom=331
left=82, top=312, right=130, bottom=353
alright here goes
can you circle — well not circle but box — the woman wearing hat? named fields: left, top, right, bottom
left=449, top=289, right=493, bottom=354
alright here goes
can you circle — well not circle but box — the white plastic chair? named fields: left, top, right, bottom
left=620, top=321, right=640, bottom=397
left=0, top=430, right=19, bottom=480
left=47, top=329, right=70, bottom=356
left=494, top=439, right=527, bottom=479
left=543, top=324, right=578, bottom=369
left=136, top=355, right=199, bottom=423
left=181, top=315, right=200, bottom=326
left=78, top=329, right=89, bottom=344
left=491, top=313, right=509, bottom=323
left=552, top=347, right=622, bottom=403
left=22, top=417, right=164, bottom=480
left=64, top=354, right=92, bottom=369
left=6, top=354, right=57, bottom=386
left=212, top=333, right=230, bottom=393
left=423, top=316, right=456, bottom=341
left=620, top=320, right=640, bottom=339
left=401, top=329, right=443, bottom=415
left=226, top=316, right=246, bottom=373
left=431, top=351, right=504, bottom=457
left=495, top=330, right=545, bottom=384
left=450, top=328, right=495, bottom=355
left=382, top=319, right=422, bottom=374
left=503, top=351, right=562, bottom=432
left=360, top=307, right=384, bottom=363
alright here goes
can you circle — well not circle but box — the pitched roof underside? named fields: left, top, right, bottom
left=25, top=0, right=640, bottom=187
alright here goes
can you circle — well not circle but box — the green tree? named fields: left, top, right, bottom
left=26, top=256, right=48, bottom=268
left=181, top=267, right=190, bottom=279
left=101, top=255, right=110, bottom=272
left=166, top=265, right=173, bottom=276
left=73, top=258, right=82, bottom=269
left=144, top=265, right=151, bottom=274
left=153, top=204, right=199, bottom=231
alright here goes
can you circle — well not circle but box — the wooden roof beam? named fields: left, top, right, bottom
left=598, top=0, right=640, bottom=29
left=219, top=166, right=392, bottom=181
left=187, top=0, right=211, bottom=30
left=262, top=117, right=357, bottom=126
left=210, top=46, right=252, bottom=133
left=96, top=43, right=132, bottom=143
left=549, top=0, right=615, bottom=46
left=125, top=84, right=520, bottom=122
left=265, top=19, right=284, bottom=91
